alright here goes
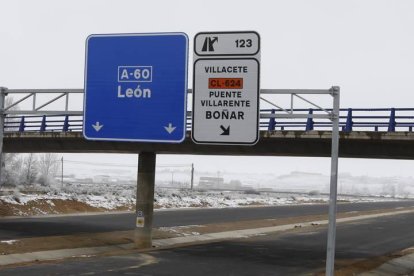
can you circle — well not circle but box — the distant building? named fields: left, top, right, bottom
left=227, top=180, right=243, bottom=190
left=198, top=177, right=224, bottom=189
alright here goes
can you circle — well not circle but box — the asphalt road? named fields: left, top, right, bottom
left=0, top=200, right=413, bottom=239
left=2, top=210, right=414, bottom=275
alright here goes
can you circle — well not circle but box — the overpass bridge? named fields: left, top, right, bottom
left=1, top=86, right=412, bottom=275
left=1, top=87, right=413, bottom=159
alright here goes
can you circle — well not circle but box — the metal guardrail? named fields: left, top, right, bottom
left=1, top=88, right=412, bottom=133
left=3, top=108, right=414, bottom=133
left=261, top=107, right=414, bottom=132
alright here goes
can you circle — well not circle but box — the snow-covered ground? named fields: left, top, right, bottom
left=1, top=169, right=413, bottom=216
left=0, top=186, right=406, bottom=214
left=70, top=168, right=414, bottom=198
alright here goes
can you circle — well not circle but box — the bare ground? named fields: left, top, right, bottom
left=0, top=199, right=134, bottom=217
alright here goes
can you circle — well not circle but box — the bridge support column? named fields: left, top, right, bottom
left=134, top=152, right=156, bottom=248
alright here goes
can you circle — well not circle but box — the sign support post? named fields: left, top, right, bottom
left=260, top=87, right=340, bottom=275
left=325, top=86, right=340, bottom=276
left=135, top=152, right=156, bottom=248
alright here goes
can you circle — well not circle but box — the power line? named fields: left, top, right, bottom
left=63, top=159, right=192, bottom=168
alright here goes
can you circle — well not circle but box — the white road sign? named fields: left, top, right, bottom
left=194, top=31, right=260, bottom=56
left=192, top=31, right=261, bottom=145
left=192, top=58, right=260, bottom=145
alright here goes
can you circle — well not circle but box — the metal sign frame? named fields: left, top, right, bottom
left=260, top=87, right=340, bottom=276
left=0, top=86, right=340, bottom=276
left=0, top=89, right=83, bottom=115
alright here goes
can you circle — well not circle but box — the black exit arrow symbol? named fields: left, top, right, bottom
left=220, top=125, right=230, bottom=135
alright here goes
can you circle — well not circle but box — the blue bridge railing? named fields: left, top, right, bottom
left=261, top=108, right=414, bottom=132
left=4, top=108, right=414, bottom=133
left=5, top=114, right=83, bottom=133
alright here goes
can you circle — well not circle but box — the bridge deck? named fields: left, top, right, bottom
left=5, top=131, right=414, bottom=159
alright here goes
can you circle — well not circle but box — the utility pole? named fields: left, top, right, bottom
left=0, top=87, right=7, bottom=187
left=190, top=163, right=194, bottom=190
left=61, top=156, right=64, bottom=188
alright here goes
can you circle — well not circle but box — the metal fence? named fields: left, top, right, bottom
left=1, top=88, right=412, bottom=133
left=4, top=108, right=414, bottom=133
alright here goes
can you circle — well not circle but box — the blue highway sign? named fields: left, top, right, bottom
left=83, top=33, right=189, bottom=143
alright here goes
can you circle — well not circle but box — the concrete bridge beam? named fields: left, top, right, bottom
left=3, top=131, right=414, bottom=159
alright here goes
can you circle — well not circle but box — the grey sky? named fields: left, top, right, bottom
left=1, top=0, right=414, bottom=178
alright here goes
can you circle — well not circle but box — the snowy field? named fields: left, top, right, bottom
left=0, top=183, right=408, bottom=216
left=2, top=168, right=413, bottom=216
